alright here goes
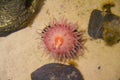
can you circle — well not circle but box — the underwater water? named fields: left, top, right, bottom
left=0, top=0, right=120, bottom=80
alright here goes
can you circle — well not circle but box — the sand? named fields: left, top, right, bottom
left=0, top=0, right=120, bottom=80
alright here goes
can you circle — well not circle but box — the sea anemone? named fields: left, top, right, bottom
left=40, top=19, right=85, bottom=61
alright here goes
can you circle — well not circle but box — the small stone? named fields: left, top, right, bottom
left=98, top=66, right=101, bottom=70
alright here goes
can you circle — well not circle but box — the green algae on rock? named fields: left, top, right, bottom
left=103, top=18, right=120, bottom=45
left=0, top=0, right=44, bottom=37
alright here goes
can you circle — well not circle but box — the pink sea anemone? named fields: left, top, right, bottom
left=40, top=19, right=85, bottom=61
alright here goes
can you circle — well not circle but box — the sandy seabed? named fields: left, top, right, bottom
left=0, top=0, right=120, bottom=80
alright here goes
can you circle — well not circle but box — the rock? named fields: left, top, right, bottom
left=88, top=3, right=120, bottom=45
left=0, top=0, right=45, bottom=37
left=31, top=63, right=84, bottom=80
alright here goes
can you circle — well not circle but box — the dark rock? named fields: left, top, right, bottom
left=88, top=9, right=104, bottom=39
left=31, top=63, right=84, bottom=80
left=0, top=0, right=45, bottom=37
